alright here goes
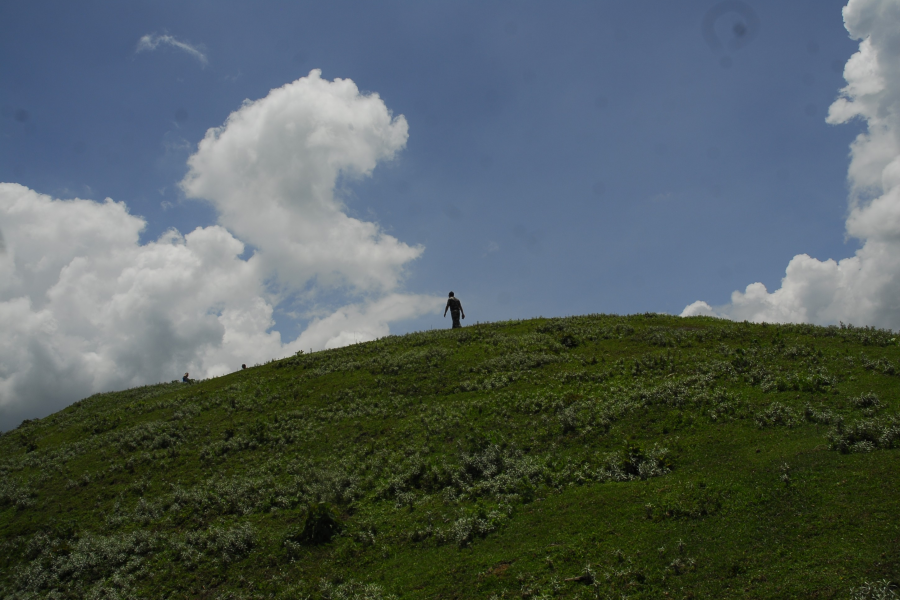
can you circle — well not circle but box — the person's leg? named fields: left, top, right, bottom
left=451, top=311, right=462, bottom=328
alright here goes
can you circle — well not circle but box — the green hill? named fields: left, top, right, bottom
left=1, top=313, right=899, bottom=599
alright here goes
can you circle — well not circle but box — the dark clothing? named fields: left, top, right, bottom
left=446, top=297, right=462, bottom=313
left=445, top=297, right=463, bottom=328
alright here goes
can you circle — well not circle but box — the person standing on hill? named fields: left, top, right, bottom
left=443, top=291, right=465, bottom=329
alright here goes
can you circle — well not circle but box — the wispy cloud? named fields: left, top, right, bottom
left=136, top=33, right=208, bottom=67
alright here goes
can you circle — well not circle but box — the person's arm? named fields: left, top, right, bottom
left=459, top=301, right=465, bottom=319
left=444, top=299, right=449, bottom=317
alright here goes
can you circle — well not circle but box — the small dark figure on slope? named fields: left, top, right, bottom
left=443, top=291, right=465, bottom=329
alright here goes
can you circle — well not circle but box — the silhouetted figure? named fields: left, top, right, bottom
left=444, top=291, right=465, bottom=329
left=241, top=364, right=246, bottom=370
left=182, top=372, right=190, bottom=383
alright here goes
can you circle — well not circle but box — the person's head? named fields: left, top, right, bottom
left=241, top=364, right=246, bottom=369
left=184, top=372, right=188, bottom=377
left=449, top=291, right=454, bottom=297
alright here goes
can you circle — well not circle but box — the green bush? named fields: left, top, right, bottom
left=286, top=502, right=343, bottom=547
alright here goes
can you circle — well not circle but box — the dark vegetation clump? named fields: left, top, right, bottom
left=0, top=314, right=898, bottom=598
left=286, top=502, right=343, bottom=547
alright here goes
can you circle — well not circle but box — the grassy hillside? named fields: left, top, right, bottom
left=1, top=313, right=899, bottom=599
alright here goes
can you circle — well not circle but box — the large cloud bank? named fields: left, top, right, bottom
left=0, top=70, right=437, bottom=430
left=682, top=0, right=900, bottom=330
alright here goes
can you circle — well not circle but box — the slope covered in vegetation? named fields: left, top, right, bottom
left=1, top=313, right=899, bottom=599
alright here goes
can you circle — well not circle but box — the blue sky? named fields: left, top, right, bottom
left=1, top=0, right=860, bottom=322
left=5, top=0, right=900, bottom=428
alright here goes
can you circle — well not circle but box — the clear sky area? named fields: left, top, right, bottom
left=2, top=0, right=899, bottom=429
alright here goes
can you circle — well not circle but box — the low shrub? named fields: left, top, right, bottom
left=827, top=416, right=900, bottom=453
left=286, top=502, right=343, bottom=546
left=755, top=403, right=799, bottom=428
left=850, top=579, right=898, bottom=600
left=850, top=392, right=881, bottom=409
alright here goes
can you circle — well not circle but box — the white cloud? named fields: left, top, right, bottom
left=0, top=71, right=439, bottom=430
left=136, top=33, right=208, bottom=67
left=182, top=69, right=420, bottom=293
left=294, top=293, right=441, bottom=351
left=0, top=184, right=273, bottom=430
left=680, top=300, right=718, bottom=318
left=681, top=0, right=900, bottom=330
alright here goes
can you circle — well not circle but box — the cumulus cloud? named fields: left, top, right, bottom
left=136, top=33, right=208, bottom=66
left=0, top=184, right=272, bottom=430
left=682, top=0, right=900, bottom=330
left=0, top=71, right=439, bottom=430
left=295, top=293, right=440, bottom=351
left=182, top=69, right=419, bottom=292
